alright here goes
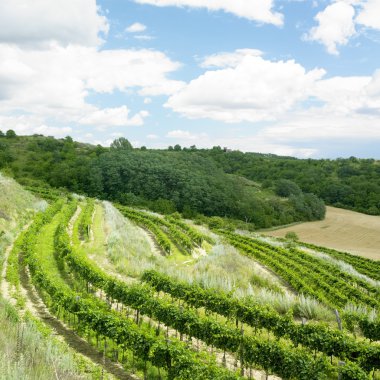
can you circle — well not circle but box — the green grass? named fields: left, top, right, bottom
left=34, top=207, right=71, bottom=288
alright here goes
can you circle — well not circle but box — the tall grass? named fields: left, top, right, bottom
left=103, top=201, right=170, bottom=277
left=103, top=202, right=334, bottom=321
left=310, top=250, right=380, bottom=288
left=0, top=297, right=93, bottom=380
left=0, top=173, right=46, bottom=281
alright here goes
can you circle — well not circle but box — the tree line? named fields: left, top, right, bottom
left=0, top=134, right=328, bottom=228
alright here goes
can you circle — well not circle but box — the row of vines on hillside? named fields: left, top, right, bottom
left=219, top=231, right=380, bottom=341
left=21, top=200, right=242, bottom=380
left=49, top=203, right=378, bottom=378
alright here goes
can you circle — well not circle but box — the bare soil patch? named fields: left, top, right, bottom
left=263, top=206, right=380, bottom=260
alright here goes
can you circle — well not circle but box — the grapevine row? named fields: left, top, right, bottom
left=164, top=215, right=215, bottom=245
left=222, top=231, right=379, bottom=309
left=51, top=203, right=369, bottom=379
left=299, top=241, right=380, bottom=282
left=219, top=231, right=380, bottom=341
left=238, top=235, right=379, bottom=306
left=78, top=198, right=94, bottom=241
left=23, top=200, right=241, bottom=380
left=117, top=206, right=202, bottom=254
left=142, top=270, right=380, bottom=372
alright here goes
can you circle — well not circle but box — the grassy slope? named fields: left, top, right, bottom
left=0, top=174, right=113, bottom=380
left=0, top=173, right=45, bottom=268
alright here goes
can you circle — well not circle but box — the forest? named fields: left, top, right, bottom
left=4, top=131, right=378, bottom=228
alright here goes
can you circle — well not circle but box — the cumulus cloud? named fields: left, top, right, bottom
left=0, top=0, right=109, bottom=47
left=0, top=44, right=183, bottom=127
left=306, top=1, right=356, bottom=55
left=166, top=129, right=207, bottom=140
left=166, top=50, right=325, bottom=123
left=126, top=22, right=147, bottom=33
left=134, top=0, right=283, bottom=25
left=306, top=0, right=380, bottom=55
left=0, top=1, right=184, bottom=137
left=200, top=49, right=263, bottom=68
left=0, top=114, right=72, bottom=137
left=78, top=106, right=149, bottom=127
left=356, top=0, right=380, bottom=30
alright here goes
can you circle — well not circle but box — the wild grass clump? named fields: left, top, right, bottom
left=240, top=288, right=334, bottom=321
left=0, top=298, right=88, bottom=380
left=344, top=303, right=378, bottom=321
left=312, top=250, right=380, bottom=288
left=103, top=201, right=169, bottom=277
left=161, top=244, right=285, bottom=295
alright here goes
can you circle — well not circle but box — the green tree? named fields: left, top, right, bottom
left=275, top=179, right=302, bottom=197
left=110, top=137, right=133, bottom=150
left=5, top=129, right=16, bottom=138
left=285, top=231, right=299, bottom=241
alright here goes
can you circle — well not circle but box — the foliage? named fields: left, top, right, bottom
left=220, top=230, right=380, bottom=342
left=22, top=199, right=242, bottom=380
left=196, top=149, right=380, bottom=216
left=110, top=137, right=133, bottom=150
left=0, top=134, right=327, bottom=228
left=78, top=199, right=94, bottom=241
left=285, top=231, right=299, bottom=241
left=142, top=270, right=380, bottom=372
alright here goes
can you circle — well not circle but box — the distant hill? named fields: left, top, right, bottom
left=195, top=148, right=380, bottom=216
left=0, top=134, right=326, bottom=228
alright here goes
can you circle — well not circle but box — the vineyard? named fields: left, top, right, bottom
left=1, top=183, right=380, bottom=379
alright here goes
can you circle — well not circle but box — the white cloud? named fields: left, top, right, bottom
left=78, top=106, right=149, bottom=127
left=144, top=97, right=152, bottom=104
left=147, top=134, right=159, bottom=139
left=356, top=0, right=380, bottom=30
left=0, top=0, right=108, bottom=47
left=307, top=1, right=356, bottom=55
left=0, top=44, right=183, bottom=125
left=166, top=129, right=207, bottom=140
left=134, top=0, right=283, bottom=25
left=0, top=115, right=72, bottom=137
left=166, top=51, right=325, bottom=123
left=200, top=49, right=263, bottom=68
left=126, top=22, right=147, bottom=33
left=134, top=35, right=155, bottom=40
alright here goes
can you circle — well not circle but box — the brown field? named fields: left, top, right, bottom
left=262, top=206, right=380, bottom=261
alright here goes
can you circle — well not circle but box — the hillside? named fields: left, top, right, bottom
left=195, top=148, right=380, bottom=216
left=0, top=134, right=325, bottom=229
left=262, top=206, right=380, bottom=260
left=0, top=175, right=114, bottom=379
left=0, top=176, right=379, bottom=379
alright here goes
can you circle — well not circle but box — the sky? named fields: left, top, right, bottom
left=0, top=0, right=380, bottom=158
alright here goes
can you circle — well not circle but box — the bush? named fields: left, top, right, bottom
left=285, top=231, right=299, bottom=241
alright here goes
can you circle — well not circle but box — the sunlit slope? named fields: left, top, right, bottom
left=263, top=206, right=380, bottom=260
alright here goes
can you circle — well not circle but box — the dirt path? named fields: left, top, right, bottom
left=141, top=226, right=165, bottom=256
left=18, top=258, right=139, bottom=380
left=0, top=240, right=15, bottom=303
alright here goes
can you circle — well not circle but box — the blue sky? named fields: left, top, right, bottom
left=0, top=0, right=380, bottom=158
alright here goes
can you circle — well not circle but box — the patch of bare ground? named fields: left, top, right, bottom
left=143, top=227, right=164, bottom=256
left=262, top=206, right=380, bottom=260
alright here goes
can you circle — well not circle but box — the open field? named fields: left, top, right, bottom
left=262, top=206, right=380, bottom=260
